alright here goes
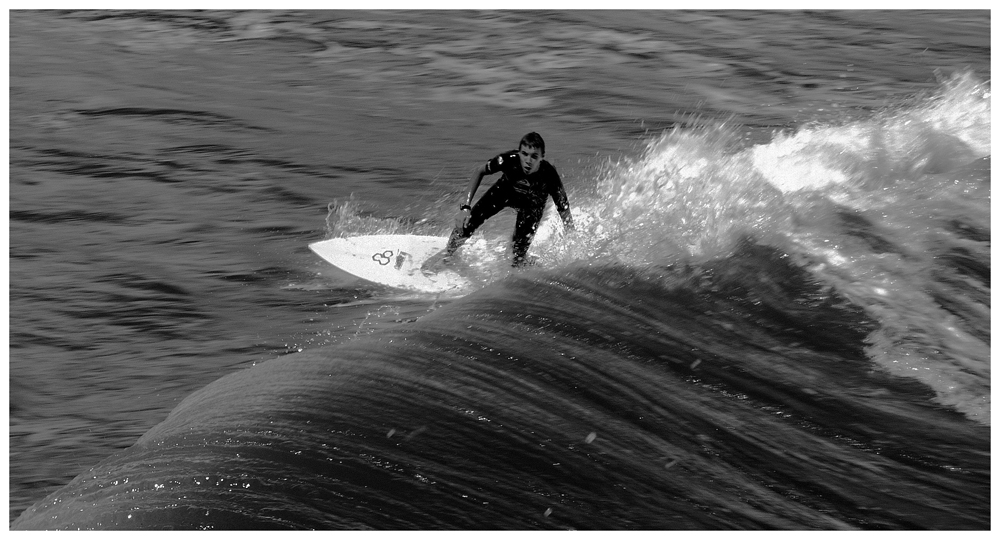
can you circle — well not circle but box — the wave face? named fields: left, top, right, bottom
left=12, top=237, right=990, bottom=529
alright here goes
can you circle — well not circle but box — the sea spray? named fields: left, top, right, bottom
left=536, top=71, right=991, bottom=424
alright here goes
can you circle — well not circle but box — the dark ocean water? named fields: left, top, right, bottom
left=7, top=10, right=990, bottom=529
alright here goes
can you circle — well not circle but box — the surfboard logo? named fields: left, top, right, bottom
left=372, top=250, right=395, bottom=266
left=395, top=251, right=410, bottom=270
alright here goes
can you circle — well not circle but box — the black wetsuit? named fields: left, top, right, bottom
left=447, top=150, right=574, bottom=266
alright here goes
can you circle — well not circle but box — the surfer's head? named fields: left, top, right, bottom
left=518, top=132, right=545, bottom=174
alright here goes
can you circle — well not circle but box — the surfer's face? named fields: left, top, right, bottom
left=518, top=144, right=542, bottom=175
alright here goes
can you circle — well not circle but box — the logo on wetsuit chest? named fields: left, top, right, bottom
left=511, top=174, right=546, bottom=207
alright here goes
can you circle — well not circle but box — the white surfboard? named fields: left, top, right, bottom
left=309, top=235, right=469, bottom=293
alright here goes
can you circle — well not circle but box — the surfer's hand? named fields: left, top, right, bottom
left=455, top=207, right=471, bottom=230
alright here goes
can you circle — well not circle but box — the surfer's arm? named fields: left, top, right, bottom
left=453, top=164, right=491, bottom=231
left=465, top=151, right=516, bottom=209
left=462, top=163, right=490, bottom=208
left=557, top=203, right=574, bottom=231
left=559, top=207, right=574, bottom=231
left=549, top=171, right=575, bottom=231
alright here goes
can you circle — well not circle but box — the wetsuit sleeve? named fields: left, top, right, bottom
left=484, top=151, right=518, bottom=175
left=548, top=165, right=575, bottom=230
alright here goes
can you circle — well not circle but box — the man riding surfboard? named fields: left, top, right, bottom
left=424, top=132, right=574, bottom=269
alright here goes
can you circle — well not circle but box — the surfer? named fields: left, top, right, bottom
left=425, top=132, right=574, bottom=269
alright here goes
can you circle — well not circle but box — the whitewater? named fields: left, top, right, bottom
left=8, top=10, right=990, bottom=529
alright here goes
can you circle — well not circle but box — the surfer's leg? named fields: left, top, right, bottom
left=445, top=183, right=509, bottom=256
left=424, top=185, right=510, bottom=272
left=511, top=206, right=544, bottom=267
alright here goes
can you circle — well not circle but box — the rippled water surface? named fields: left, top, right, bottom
left=8, top=10, right=990, bottom=529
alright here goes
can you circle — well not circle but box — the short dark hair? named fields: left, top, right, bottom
left=519, top=132, right=545, bottom=155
